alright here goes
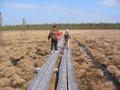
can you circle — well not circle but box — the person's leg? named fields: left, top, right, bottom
left=54, top=39, right=58, bottom=51
left=51, top=39, right=54, bottom=51
left=65, top=39, right=68, bottom=46
left=66, top=39, right=69, bottom=49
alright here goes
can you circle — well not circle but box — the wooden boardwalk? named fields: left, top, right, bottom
left=27, top=38, right=78, bottom=90
left=57, top=47, right=78, bottom=90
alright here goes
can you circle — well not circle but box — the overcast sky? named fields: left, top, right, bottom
left=0, top=0, right=120, bottom=25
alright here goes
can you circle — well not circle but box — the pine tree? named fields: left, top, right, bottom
left=0, top=11, right=3, bottom=45
left=22, top=18, right=27, bottom=39
left=22, top=18, right=26, bottom=26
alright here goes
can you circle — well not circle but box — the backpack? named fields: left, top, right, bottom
left=64, top=32, right=69, bottom=39
left=50, top=31, right=57, bottom=39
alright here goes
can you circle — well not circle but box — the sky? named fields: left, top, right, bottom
left=0, top=0, right=120, bottom=25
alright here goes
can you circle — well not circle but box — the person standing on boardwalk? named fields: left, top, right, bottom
left=64, top=29, right=71, bottom=47
left=48, top=25, right=60, bottom=53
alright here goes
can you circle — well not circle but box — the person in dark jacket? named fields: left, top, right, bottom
left=48, top=25, right=58, bottom=53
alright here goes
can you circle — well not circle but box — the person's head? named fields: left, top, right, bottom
left=66, top=29, right=69, bottom=33
left=52, top=25, right=58, bottom=31
left=53, top=25, right=56, bottom=29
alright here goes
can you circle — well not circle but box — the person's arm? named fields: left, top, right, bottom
left=48, top=32, right=51, bottom=40
left=69, top=33, right=71, bottom=38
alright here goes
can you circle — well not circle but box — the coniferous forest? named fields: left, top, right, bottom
left=0, top=23, right=120, bottom=30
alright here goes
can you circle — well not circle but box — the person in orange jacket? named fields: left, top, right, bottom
left=48, top=25, right=60, bottom=53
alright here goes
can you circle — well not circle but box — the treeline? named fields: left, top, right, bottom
left=1, top=23, right=120, bottom=30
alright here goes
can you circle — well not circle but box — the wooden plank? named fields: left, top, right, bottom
left=27, top=38, right=64, bottom=90
left=27, top=55, right=51, bottom=90
left=67, top=48, right=78, bottom=90
left=36, top=49, right=61, bottom=90
left=57, top=48, right=68, bottom=90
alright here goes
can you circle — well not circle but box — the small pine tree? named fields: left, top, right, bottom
left=0, top=11, right=3, bottom=45
left=22, top=18, right=26, bottom=26
left=22, top=18, right=27, bottom=40
left=0, top=12, right=2, bottom=26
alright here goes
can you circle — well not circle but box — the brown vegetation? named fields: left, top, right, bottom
left=0, top=30, right=120, bottom=90
left=0, top=31, right=50, bottom=90
left=71, top=30, right=120, bottom=90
